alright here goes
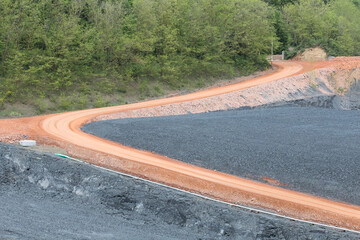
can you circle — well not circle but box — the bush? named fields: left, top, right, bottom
left=0, top=0, right=276, bottom=110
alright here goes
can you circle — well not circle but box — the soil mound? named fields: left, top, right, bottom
left=293, top=47, right=327, bottom=61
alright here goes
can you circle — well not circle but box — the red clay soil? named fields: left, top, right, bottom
left=1, top=60, right=360, bottom=231
left=316, top=56, right=360, bottom=69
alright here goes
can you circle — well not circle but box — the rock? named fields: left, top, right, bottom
left=19, top=140, right=36, bottom=147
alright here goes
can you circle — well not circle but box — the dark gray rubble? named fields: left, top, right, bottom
left=338, top=79, right=360, bottom=110
left=1, top=143, right=359, bottom=239
left=83, top=106, right=360, bottom=206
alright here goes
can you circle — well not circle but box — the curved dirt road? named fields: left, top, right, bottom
left=1, top=61, right=360, bottom=230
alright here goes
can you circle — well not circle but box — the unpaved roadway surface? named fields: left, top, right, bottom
left=1, top=59, right=360, bottom=235
left=34, top=61, right=360, bottom=230
left=1, top=143, right=359, bottom=240
left=83, top=106, right=360, bottom=206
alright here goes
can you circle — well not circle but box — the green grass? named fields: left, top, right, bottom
left=0, top=67, right=265, bottom=118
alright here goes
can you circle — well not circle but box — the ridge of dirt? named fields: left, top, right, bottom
left=92, top=65, right=360, bottom=122
left=293, top=47, right=327, bottom=62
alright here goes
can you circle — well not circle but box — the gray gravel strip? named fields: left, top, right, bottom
left=0, top=143, right=359, bottom=239
left=83, top=106, right=360, bottom=206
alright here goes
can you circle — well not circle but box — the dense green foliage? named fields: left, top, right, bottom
left=0, top=0, right=360, bottom=115
left=263, top=0, right=298, bottom=7
left=0, top=0, right=275, bottom=113
left=272, top=0, right=360, bottom=57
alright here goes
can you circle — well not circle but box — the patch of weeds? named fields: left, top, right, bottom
left=309, top=82, right=318, bottom=90
left=0, top=98, right=5, bottom=110
left=75, top=94, right=88, bottom=110
left=118, top=95, right=125, bottom=105
left=194, top=79, right=205, bottom=89
left=49, top=95, right=57, bottom=103
left=337, top=87, right=347, bottom=94
left=139, top=79, right=150, bottom=97
left=79, top=82, right=91, bottom=95
left=308, top=71, right=319, bottom=90
left=96, top=78, right=117, bottom=95
left=0, top=91, right=12, bottom=109
left=116, top=84, right=127, bottom=94
left=93, top=95, right=109, bottom=108
left=8, top=111, right=22, bottom=118
left=153, top=84, right=164, bottom=96
left=34, top=99, right=48, bottom=114
left=58, top=95, right=75, bottom=111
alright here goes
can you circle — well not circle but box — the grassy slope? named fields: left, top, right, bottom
left=0, top=67, right=274, bottom=118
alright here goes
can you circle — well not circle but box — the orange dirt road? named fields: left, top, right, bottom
left=1, top=60, right=360, bottom=231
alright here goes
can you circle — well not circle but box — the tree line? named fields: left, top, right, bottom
left=0, top=0, right=359, bottom=112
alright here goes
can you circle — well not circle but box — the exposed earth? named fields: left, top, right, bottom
left=92, top=58, right=360, bottom=122
left=1, top=59, right=360, bottom=238
left=1, top=143, right=359, bottom=240
left=293, top=47, right=328, bottom=62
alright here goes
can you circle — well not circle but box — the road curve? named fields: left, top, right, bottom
left=39, top=61, right=360, bottom=230
left=4, top=60, right=359, bottom=230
